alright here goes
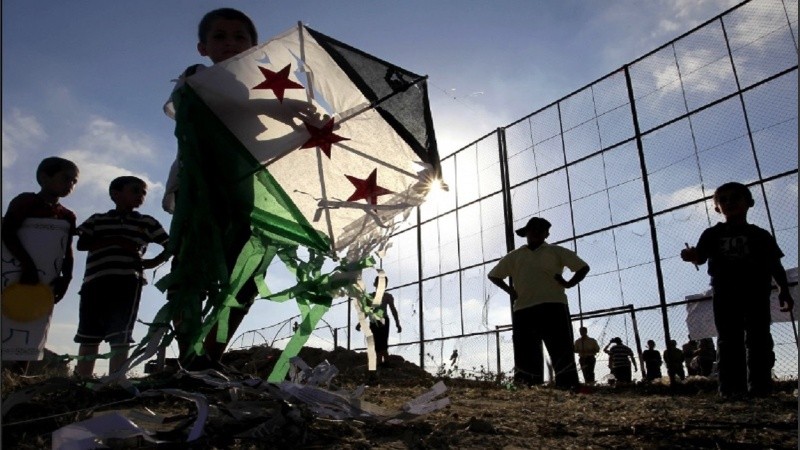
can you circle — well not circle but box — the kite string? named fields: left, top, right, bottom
left=427, top=80, right=486, bottom=116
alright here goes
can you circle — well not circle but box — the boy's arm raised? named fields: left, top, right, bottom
left=682, top=230, right=711, bottom=265
left=680, top=245, right=707, bottom=265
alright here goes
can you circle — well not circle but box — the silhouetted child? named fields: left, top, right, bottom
left=663, top=339, right=685, bottom=383
left=74, top=176, right=170, bottom=378
left=681, top=182, right=794, bottom=397
left=163, top=8, right=261, bottom=368
left=2, top=157, right=79, bottom=301
left=642, top=339, right=663, bottom=381
left=604, top=337, right=637, bottom=383
left=2, top=157, right=79, bottom=372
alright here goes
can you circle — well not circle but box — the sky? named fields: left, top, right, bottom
left=2, top=0, right=746, bottom=375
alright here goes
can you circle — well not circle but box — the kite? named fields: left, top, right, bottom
left=145, top=23, right=442, bottom=382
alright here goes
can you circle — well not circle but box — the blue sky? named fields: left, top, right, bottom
left=3, top=0, right=745, bottom=374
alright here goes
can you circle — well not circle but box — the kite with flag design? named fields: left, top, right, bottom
left=182, top=23, right=440, bottom=257
left=146, top=23, right=441, bottom=382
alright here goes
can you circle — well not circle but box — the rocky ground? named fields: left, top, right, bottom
left=2, top=345, right=797, bottom=449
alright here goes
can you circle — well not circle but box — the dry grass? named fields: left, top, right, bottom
left=2, top=346, right=797, bottom=449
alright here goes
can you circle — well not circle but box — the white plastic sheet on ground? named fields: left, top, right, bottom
left=49, top=357, right=448, bottom=448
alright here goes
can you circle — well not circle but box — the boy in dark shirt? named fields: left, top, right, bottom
left=642, top=339, right=663, bottom=381
left=681, top=182, right=793, bottom=397
left=2, top=157, right=78, bottom=298
left=2, top=157, right=78, bottom=369
left=663, top=339, right=685, bottom=383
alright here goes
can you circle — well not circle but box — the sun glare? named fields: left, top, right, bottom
left=425, top=177, right=451, bottom=208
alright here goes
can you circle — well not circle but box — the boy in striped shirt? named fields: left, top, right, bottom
left=74, top=176, right=170, bottom=378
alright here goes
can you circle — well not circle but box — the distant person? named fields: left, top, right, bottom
left=604, top=337, right=637, bottom=383
left=356, top=277, right=401, bottom=367
left=692, top=337, right=717, bottom=377
left=682, top=182, right=794, bottom=397
left=488, top=217, right=590, bottom=389
left=74, top=176, right=170, bottom=378
left=1, top=157, right=79, bottom=373
left=682, top=337, right=698, bottom=376
left=663, top=339, right=686, bottom=383
left=574, top=326, right=600, bottom=384
left=642, top=340, right=663, bottom=381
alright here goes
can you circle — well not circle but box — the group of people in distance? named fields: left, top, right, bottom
left=573, top=331, right=724, bottom=386
left=488, top=182, right=794, bottom=398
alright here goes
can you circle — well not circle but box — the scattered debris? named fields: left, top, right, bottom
left=2, top=345, right=797, bottom=449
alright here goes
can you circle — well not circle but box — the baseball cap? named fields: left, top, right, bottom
left=515, top=217, right=552, bottom=237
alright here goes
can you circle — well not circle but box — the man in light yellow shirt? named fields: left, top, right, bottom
left=488, top=217, right=590, bottom=388
left=574, top=327, right=600, bottom=384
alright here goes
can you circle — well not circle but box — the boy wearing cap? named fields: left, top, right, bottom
left=488, top=217, right=590, bottom=388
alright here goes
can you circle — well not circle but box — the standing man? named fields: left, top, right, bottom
left=574, top=327, right=600, bottom=384
left=488, top=217, right=590, bottom=388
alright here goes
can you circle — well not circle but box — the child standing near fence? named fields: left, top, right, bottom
left=74, top=176, right=170, bottom=378
left=681, top=182, right=793, bottom=397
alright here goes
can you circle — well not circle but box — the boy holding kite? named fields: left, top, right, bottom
left=163, top=8, right=264, bottom=369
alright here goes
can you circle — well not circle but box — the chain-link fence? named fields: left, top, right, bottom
left=235, top=0, right=798, bottom=382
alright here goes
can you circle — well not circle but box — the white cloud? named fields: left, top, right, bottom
left=2, top=109, right=47, bottom=168
left=60, top=117, right=164, bottom=209
left=77, top=117, right=156, bottom=160
left=656, top=0, right=739, bottom=38
left=651, top=183, right=707, bottom=210
left=656, top=19, right=682, bottom=35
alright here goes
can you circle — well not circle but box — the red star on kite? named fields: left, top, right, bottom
left=253, top=64, right=304, bottom=102
left=300, top=119, right=349, bottom=158
left=345, top=169, right=394, bottom=205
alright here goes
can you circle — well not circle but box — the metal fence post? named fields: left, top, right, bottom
left=630, top=306, right=645, bottom=379
left=624, top=65, right=672, bottom=346
left=495, top=328, right=502, bottom=377
left=496, top=127, right=518, bottom=380
left=417, top=206, right=425, bottom=371
left=333, top=327, right=338, bottom=350
left=347, top=297, right=352, bottom=350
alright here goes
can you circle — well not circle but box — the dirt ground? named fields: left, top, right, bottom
left=2, top=345, right=797, bottom=449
